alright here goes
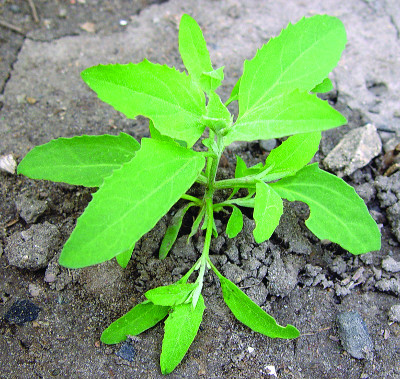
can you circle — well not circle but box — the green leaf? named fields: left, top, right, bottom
left=159, top=203, right=194, bottom=259
left=234, top=155, right=264, bottom=178
left=212, top=266, right=299, bottom=339
left=101, top=301, right=170, bottom=344
left=145, top=283, right=198, bottom=307
left=160, top=295, right=205, bottom=374
left=311, top=78, right=333, bottom=93
left=81, top=60, right=206, bottom=148
left=225, top=78, right=240, bottom=106
left=263, top=132, right=321, bottom=181
left=226, top=205, right=244, bottom=238
left=271, top=163, right=381, bottom=254
left=59, top=138, right=205, bottom=268
left=17, top=133, right=140, bottom=187
left=253, top=182, right=283, bottom=243
left=115, top=249, right=133, bottom=268
left=202, top=91, right=231, bottom=131
left=225, top=89, right=346, bottom=144
left=187, top=206, right=205, bottom=241
left=238, top=15, right=346, bottom=111
left=199, top=67, right=224, bottom=93
left=179, top=14, right=213, bottom=84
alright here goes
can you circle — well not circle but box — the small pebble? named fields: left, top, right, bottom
left=388, top=304, right=400, bottom=323
left=0, top=154, right=17, bottom=174
left=336, top=311, right=374, bottom=359
left=259, top=139, right=277, bottom=152
left=116, top=342, right=136, bottom=362
left=382, top=256, right=400, bottom=273
left=4, top=299, right=41, bottom=325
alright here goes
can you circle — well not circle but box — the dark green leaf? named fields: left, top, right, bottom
left=159, top=203, right=194, bottom=259
left=226, top=205, right=243, bottom=238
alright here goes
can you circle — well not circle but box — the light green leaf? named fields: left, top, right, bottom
left=311, top=78, right=333, bottom=93
left=179, top=14, right=213, bottom=83
left=101, top=301, right=170, bottom=344
left=145, top=283, right=198, bottom=307
left=225, top=78, right=241, bottom=106
left=81, top=60, right=206, bottom=148
left=253, top=182, right=283, bottom=243
left=271, top=163, right=381, bottom=254
left=234, top=155, right=264, bottom=178
left=59, top=138, right=205, bottom=268
left=212, top=265, right=299, bottom=339
left=225, top=89, right=346, bottom=144
left=263, top=132, right=321, bottom=181
left=115, top=249, right=133, bottom=268
left=188, top=206, right=205, bottom=241
left=160, top=295, right=205, bottom=374
left=238, top=15, right=346, bottom=112
left=199, top=67, right=224, bottom=93
left=226, top=205, right=243, bottom=238
left=17, top=133, right=139, bottom=187
left=202, top=91, right=231, bottom=131
left=159, top=203, right=194, bottom=259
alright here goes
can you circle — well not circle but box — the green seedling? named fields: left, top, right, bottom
left=18, top=14, right=381, bottom=374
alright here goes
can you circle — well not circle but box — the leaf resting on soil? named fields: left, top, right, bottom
left=17, top=133, right=140, bottom=187
left=59, top=138, right=205, bottom=268
left=271, top=163, right=381, bottom=254
left=101, top=301, right=170, bottom=344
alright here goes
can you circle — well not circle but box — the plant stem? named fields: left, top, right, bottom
left=181, top=194, right=202, bottom=205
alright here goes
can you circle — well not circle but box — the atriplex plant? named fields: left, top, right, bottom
left=18, top=14, right=381, bottom=374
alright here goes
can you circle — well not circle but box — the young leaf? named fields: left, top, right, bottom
left=202, top=91, right=231, bottom=131
left=225, top=78, right=240, bottom=106
left=271, top=163, right=381, bottom=254
left=81, top=60, right=206, bottom=148
left=17, top=133, right=139, bottom=187
left=263, top=132, right=321, bottom=181
left=235, top=155, right=264, bottom=178
left=179, top=14, right=213, bottom=84
left=145, top=283, right=198, bottom=307
left=225, top=89, right=346, bottom=144
left=211, top=265, right=299, bottom=339
left=160, top=295, right=205, bottom=374
left=59, top=138, right=205, bottom=268
left=311, top=78, right=333, bottom=93
left=199, top=67, right=224, bottom=93
left=238, top=15, right=346, bottom=111
left=253, top=182, right=283, bottom=243
left=115, top=249, right=133, bottom=268
left=159, top=203, right=194, bottom=259
left=101, top=301, right=170, bottom=344
left=226, top=205, right=244, bottom=238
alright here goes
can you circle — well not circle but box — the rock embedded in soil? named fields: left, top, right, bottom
left=116, top=342, right=136, bottom=362
left=388, top=304, right=400, bottom=323
left=15, top=194, right=48, bottom=223
left=374, top=171, right=400, bottom=208
left=386, top=202, right=400, bottom=243
left=323, top=123, right=382, bottom=177
left=5, top=222, right=60, bottom=270
left=4, top=299, right=41, bottom=325
left=382, top=256, right=400, bottom=273
left=336, top=311, right=374, bottom=360
left=375, top=278, right=400, bottom=296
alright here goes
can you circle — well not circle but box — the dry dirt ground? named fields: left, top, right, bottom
left=1, top=0, right=400, bottom=378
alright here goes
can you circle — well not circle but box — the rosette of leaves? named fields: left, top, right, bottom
left=18, top=14, right=380, bottom=374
